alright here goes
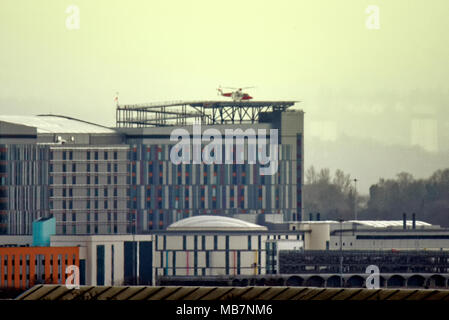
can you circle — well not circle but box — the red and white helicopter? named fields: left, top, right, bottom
left=217, top=86, right=254, bottom=101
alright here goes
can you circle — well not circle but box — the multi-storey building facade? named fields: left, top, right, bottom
left=0, top=100, right=304, bottom=235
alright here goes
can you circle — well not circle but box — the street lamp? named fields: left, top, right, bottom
left=338, top=218, right=344, bottom=287
left=353, top=178, right=358, bottom=221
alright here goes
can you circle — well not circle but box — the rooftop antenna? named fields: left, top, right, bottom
left=114, top=92, right=119, bottom=107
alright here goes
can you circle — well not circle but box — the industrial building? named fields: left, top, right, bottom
left=289, top=215, right=449, bottom=251
left=0, top=100, right=304, bottom=236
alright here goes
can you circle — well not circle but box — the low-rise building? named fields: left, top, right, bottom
left=289, top=218, right=449, bottom=251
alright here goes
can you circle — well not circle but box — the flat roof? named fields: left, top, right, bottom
left=294, top=220, right=433, bottom=228
left=119, top=100, right=299, bottom=109
left=0, top=115, right=116, bottom=134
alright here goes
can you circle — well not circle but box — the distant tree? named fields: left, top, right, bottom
left=303, top=166, right=354, bottom=220
left=305, top=166, right=318, bottom=184
left=363, top=168, right=449, bottom=226
left=333, top=169, right=352, bottom=195
left=317, top=168, right=331, bottom=185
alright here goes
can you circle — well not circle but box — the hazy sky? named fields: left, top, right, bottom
left=1, top=0, right=448, bottom=192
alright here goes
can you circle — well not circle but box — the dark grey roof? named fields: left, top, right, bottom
left=16, top=285, right=449, bottom=301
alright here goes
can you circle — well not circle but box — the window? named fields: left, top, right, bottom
left=107, top=163, right=111, bottom=172
left=104, top=188, right=108, bottom=197
left=113, top=188, right=117, bottom=197
left=113, top=151, right=117, bottom=160
left=237, top=251, right=241, bottom=275
left=72, top=163, right=76, bottom=172
left=63, top=164, right=67, bottom=172
left=72, top=176, right=76, bottom=184
left=113, top=176, right=117, bottom=184
left=62, top=176, right=67, bottom=184
left=63, top=151, right=67, bottom=160
left=206, top=251, right=210, bottom=268
left=104, top=152, right=108, bottom=160
left=108, top=176, right=112, bottom=184
left=104, top=201, right=108, bottom=209
left=95, top=164, right=98, bottom=172
left=87, top=176, right=90, bottom=184
left=87, top=163, right=90, bottom=172
left=94, top=152, right=98, bottom=160
left=69, top=188, right=73, bottom=197
left=95, top=212, right=98, bottom=221
left=214, top=235, right=218, bottom=250
left=114, top=163, right=118, bottom=172
left=248, top=235, right=252, bottom=250
left=183, top=236, right=186, bottom=250
left=69, top=151, right=73, bottom=160
left=87, top=151, right=91, bottom=160
left=96, top=245, right=105, bottom=285
left=63, top=189, right=67, bottom=197
left=95, top=176, right=99, bottom=184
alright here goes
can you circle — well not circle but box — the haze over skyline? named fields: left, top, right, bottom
left=1, top=0, right=448, bottom=193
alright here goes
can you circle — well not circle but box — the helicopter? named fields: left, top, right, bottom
left=217, top=86, right=254, bottom=101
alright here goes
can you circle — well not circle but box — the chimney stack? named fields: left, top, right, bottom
left=403, top=213, right=407, bottom=230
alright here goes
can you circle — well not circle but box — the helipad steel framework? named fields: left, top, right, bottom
left=116, top=100, right=298, bottom=127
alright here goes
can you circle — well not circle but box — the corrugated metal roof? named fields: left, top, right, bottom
left=349, top=220, right=432, bottom=228
left=300, top=220, right=432, bottom=228
left=0, top=115, right=116, bottom=134
left=16, top=285, right=449, bottom=301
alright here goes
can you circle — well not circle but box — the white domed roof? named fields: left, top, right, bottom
left=167, top=215, right=267, bottom=231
